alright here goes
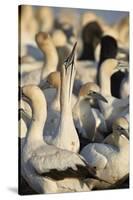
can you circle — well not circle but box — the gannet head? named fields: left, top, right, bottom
left=63, top=41, right=77, bottom=70
left=112, top=117, right=129, bottom=138
left=35, top=32, right=51, bottom=50
left=100, top=58, right=129, bottom=76
left=79, top=82, right=108, bottom=103
left=39, top=71, right=61, bottom=90
left=47, top=71, right=61, bottom=89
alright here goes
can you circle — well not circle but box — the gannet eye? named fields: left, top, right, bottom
left=88, top=90, right=94, bottom=95
left=116, top=126, right=128, bottom=132
left=64, top=58, right=74, bottom=70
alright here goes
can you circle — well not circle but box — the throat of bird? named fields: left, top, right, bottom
left=112, top=132, right=127, bottom=149
left=26, top=100, right=47, bottom=145
left=100, top=72, right=111, bottom=96
left=41, top=47, right=58, bottom=80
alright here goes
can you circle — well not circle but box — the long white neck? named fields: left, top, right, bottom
left=41, top=43, right=58, bottom=80
left=99, top=70, right=111, bottom=96
left=54, top=63, right=79, bottom=152
left=25, top=92, right=47, bottom=147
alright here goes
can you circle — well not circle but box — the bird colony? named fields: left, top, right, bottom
left=19, top=5, right=129, bottom=195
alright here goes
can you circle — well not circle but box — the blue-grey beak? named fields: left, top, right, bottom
left=88, top=91, right=108, bottom=103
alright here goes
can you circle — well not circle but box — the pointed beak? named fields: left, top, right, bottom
left=64, top=41, right=77, bottom=69
left=89, top=92, right=108, bottom=103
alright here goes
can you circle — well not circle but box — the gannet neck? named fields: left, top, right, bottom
left=60, top=62, right=76, bottom=114
left=99, top=59, right=118, bottom=96
left=41, top=43, right=58, bottom=80
left=23, top=86, right=47, bottom=145
left=100, top=71, right=111, bottom=96
left=36, top=33, right=58, bottom=80
left=54, top=43, right=80, bottom=152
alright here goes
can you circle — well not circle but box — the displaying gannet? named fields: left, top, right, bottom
left=80, top=117, right=129, bottom=189
left=42, top=71, right=77, bottom=143
left=21, top=32, right=58, bottom=86
left=73, top=82, right=108, bottom=142
left=21, top=85, right=98, bottom=194
left=98, top=58, right=129, bottom=131
left=48, top=43, right=80, bottom=153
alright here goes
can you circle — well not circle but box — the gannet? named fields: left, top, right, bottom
left=98, top=58, right=129, bottom=131
left=73, top=82, right=108, bottom=142
left=21, top=85, right=98, bottom=194
left=80, top=117, right=129, bottom=189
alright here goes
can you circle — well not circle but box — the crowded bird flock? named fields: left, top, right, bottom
left=19, top=5, right=129, bottom=195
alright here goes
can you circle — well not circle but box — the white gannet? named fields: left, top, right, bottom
left=103, top=117, right=129, bottom=141
left=80, top=117, right=129, bottom=189
left=96, top=35, right=128, bottom=98
left=98, top=58, right=129, bottom=131
left=48, top=43, right=80, bottom=153
left=21, top=85, right=98, bottom=194
left=73, top=82, right=108, bottom=142
left=42, top=71, right=77, bottom=143
left=21, top=32, right=58, bottom=86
